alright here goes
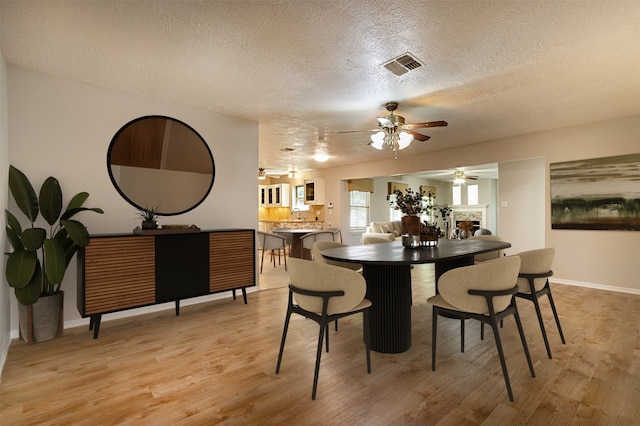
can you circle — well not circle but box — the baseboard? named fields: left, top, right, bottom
left=0, top=333, right=11, bottom=381
left=552, top=278, right=640, bottom=295
left=8, top=286, right=261, bottom=340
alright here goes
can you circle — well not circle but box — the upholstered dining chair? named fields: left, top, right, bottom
left=300, top=230, right=336, bottom=259
left=312, top=240, right=362, bottom=271
left=256, top=231, right=287, bottom=273
left=325, top=227, right=343, bottom=242
left=468, top=235, right=505, bottom=262
left=514, top=247, right=565, bottom=359
left=363, top=236, right=393, bottom=245
left=276, top=258, right=372, bottom=400
left=427, top=256, right=536, bottom=401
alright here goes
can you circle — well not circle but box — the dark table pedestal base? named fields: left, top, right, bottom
left=362, top=264, right=412, bottom=353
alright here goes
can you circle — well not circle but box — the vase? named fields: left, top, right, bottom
left=18, top=291, right=64, bottom=343
left=401, top=215, right=421, bottom=235
left=420, top=234, right=439, bottom=247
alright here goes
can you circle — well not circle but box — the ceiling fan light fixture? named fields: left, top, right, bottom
left=258, top=167, right=266, bottom=180
left=313, top=152, right=329, bottom=162
left=397, top=131, right=414, bottom=149
left=370, top=132, right=385, bottom=149
left=453, top=170, right=466, bottom=185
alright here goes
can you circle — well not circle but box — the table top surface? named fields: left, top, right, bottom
left=273, top=228, right=329, bottom=234
left=322, top=239, right=511, bottom=265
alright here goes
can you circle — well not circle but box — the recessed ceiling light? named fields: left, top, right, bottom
left=313, top=153, right=329, bottom=162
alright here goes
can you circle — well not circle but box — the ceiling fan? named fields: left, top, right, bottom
left=453, top=170, right=478, bottom=184
left=338, top=102, right=448, bottom=159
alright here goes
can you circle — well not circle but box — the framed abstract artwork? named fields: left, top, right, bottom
left=550, top=153, right=640, bottom=230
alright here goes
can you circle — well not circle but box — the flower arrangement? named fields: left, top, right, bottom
left=420, top=221, right=442, bottom=237
left=459, top=220, right=475, bottom=232
left=391, top=188, right=427, bottom=216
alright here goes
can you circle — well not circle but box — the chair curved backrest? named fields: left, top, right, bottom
left=363, top=236, right=393, bottom=245
left=258, top=231, right=287, bottom=251
left=516, top=247, right=555, bottom=293
left=468, top=235, right=505, bottom=262
left=273, top=228, right=293, bottom=245
left=300, top=231, right=335, bottom=250
left=438, top=256, right=521, bottom=314
left=287, top=257, right=366, bottom=315
left=312, top=241, right=362, bottom=271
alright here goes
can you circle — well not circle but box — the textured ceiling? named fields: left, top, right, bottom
left=1, top=1, right=639, bottom=177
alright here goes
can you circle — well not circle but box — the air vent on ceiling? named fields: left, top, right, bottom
left=383, top=53, right=423, bottom=76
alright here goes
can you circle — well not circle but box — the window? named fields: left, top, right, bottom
left=452, top=185, right=462, bottom=205
left=467, top=184, right=479, bottom=205
left=389, top=194, right=402, bottom=221
left=349, top=190, right=370, bottom=231
left=293, top=185, right=309, bottom=211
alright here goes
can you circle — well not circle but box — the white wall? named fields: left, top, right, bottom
left=5, top=66, right=259, bottom=334
left=0, top=49, right=11, bottom=373
left=311, top=115, right=640, bottom=293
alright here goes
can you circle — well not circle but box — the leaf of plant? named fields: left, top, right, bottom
left=5, top=249, right=37, bottom=288
left=60, top=206, right=104, bottom=221
left=43, top=239, right=66, bottom=285
left=39, top=176, right=63, bottom=226
left=5, top=209, right=23, bottom=235
left=66, top=192, right=89, bottom=210
left=8, top=165, right=39, bottom=222
left=61, top=219, right=90, bottom=247
left=21, top=227, right=46, bottom=251
left=6, top=226, right=24, bottom=251
left=14, top=269, right=41, bottom=306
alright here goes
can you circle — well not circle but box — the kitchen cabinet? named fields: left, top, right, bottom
left=267, top=183, right=290, bottom=207
left=258, top=185, right=268, bottom=207
left=304, top=178, right=325, bottom=205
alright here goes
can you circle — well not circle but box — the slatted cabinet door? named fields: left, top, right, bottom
left=82, top=236, right=156, bottom=315
left=209, top=230, right=255, bottom=293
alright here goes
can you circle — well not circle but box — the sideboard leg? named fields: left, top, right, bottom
left=232, top=289, right=237, bottom=300
left=175, top=300, right=180, bottom=316
left=242, top=287, right=248, bottom=304
left=89, top=316, right=95, bottom=331
left=92, top=315, right=102, bottom=339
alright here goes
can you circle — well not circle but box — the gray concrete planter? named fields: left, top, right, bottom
left=18, top=291, right=64, bottom=343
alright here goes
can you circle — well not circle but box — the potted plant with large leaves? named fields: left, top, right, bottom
left=5, top=165, right=103, bottom=342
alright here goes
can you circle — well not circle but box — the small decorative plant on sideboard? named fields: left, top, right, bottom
left=5, top=165, right=103, bottom=343
left=136, top=206, right=159, bottom=230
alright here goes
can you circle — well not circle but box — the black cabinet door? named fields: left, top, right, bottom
left=155, top=233, right=209, bottom=303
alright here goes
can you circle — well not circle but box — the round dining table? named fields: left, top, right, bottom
left=322, top=238, right=511, bottom=354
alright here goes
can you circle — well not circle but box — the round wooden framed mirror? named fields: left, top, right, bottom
left=107, top=115, right=215, bottom=216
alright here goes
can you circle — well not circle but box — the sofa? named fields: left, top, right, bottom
left=361, top=220, right=402, bottom=243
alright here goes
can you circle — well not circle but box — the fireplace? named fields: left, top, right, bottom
left=450, top=205, right=488, bottom=235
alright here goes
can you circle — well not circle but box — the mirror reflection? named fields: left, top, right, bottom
left=108, top=115, right=215, bottom=215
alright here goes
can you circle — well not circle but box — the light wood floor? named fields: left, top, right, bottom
left=2, top=262, right=639, bottom=425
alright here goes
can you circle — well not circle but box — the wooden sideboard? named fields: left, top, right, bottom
left=77, top=229, right=255, bottom=338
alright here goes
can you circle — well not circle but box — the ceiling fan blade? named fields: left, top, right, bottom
left=404, top=120, right=448, bottom=130
left=336, top=128, right=379, bottom=134
left=376, top=117, right=394, bottom=127
left=466, top=175, right=479, bottom=180
left=407, top=131, right=430, bottom=142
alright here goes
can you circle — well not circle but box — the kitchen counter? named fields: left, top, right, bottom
left=259, top=220, right=324, bottom=233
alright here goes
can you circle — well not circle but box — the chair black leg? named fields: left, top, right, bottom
left=532, top=294, right=553, bottom=359
left=325, top=324, right=330, bottom=353
left=275, top=309, right=292, bottom=374
left=546, top=291, right=566, bottom=344
left=513, top=304, right=536, bottom=379
left=481, top=322, right=484, bottom=340
left=312, top=319, right=327, bottom=400
left=489, top=319, right=514, bottom=402
left=431, top=307, right=438, bottom=371
left=460, top=317, right=465, bottom=353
